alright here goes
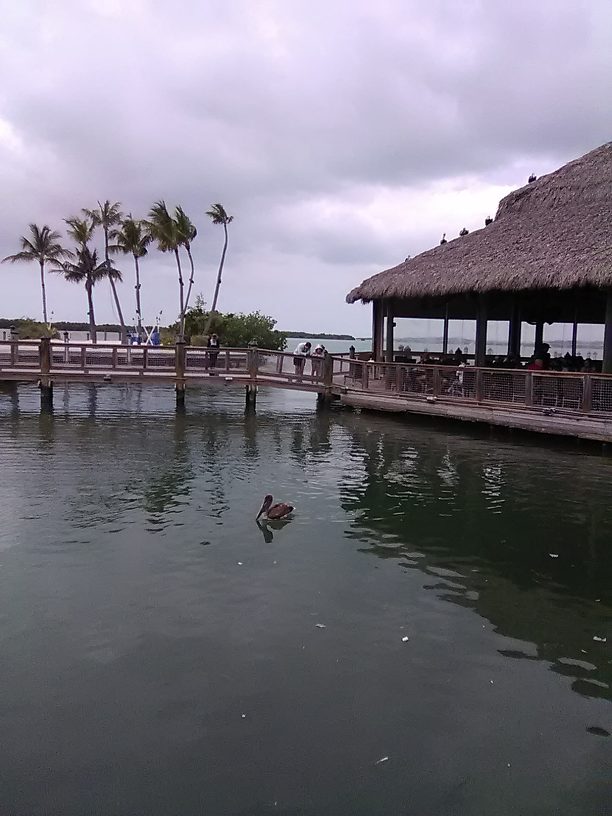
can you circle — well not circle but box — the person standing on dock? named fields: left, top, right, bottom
left=293, top=341, right=311, bottom=379
left=207, top=333, right=220, bottom=371
left=311, top=344, right=326, bottom=378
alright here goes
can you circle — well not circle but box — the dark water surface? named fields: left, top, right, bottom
left=1, top=382, right=611, bottom=815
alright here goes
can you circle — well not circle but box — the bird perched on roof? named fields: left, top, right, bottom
left=459, top=227, right=469, bottom=237
left=485, top=216, right=493, bottom=226
left=528, top=173, right=537, bottom=183
left=256, top=494, right=294, bottom=521
left=440, top=233, right=447, bottom=245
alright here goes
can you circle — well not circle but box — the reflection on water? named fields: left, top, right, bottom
left=0, top=383, right=610, bottom=816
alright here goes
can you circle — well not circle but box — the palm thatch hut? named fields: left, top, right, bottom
left=347, top=142, right=612, bottom=370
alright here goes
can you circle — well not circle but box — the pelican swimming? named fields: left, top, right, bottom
left=256, top=494, right=294, bottom=521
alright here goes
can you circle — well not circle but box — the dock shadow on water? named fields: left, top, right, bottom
left=0, top=383, right=610, bottom=816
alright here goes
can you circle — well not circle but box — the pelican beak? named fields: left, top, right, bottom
left=256, top=504, right=265, bottom=520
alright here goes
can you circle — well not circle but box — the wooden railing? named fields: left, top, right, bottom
left=4, top=340, right=610, bottom=417
left=0, top=340, right=339, bottom=389
left=330, top=356, right=612, bottom=416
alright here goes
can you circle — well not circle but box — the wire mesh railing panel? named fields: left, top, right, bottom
left=144, top=352, right=175, bottom=369
left=481, top=370, right=527, bottom=405
left=532, top=375, right=583, bottom=410
left=591, top=378, right=612, bottom=413
left=83, top=348, right=114, bottom=368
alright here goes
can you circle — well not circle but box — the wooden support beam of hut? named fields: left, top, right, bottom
left=508, top=303, right=521, bottom=358
left=535, top=322, right=544, bottom=351
left=385, top=305, right=394, bottom=363
left=603, top=292, right=612, bottom=374
left=475, top=299, right=488, bottom=367
left=442, top=304, right=449, bottom=355
left=372, top=300, right=384, bottom=362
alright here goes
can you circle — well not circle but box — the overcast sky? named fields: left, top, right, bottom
left=1, top=0, right=611, bottom=335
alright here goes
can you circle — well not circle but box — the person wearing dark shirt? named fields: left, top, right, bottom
left=207, top=333, right=220, bottom=371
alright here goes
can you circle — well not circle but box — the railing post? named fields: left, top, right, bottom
left=395, top=365, right=403, bottom=392
left=475, top=368, right=484, bottom=402
left=432, top=366, right=441, bottom=397
left=175, top=339, right=186, bottom=406
left=323, top=352, right=333, bottom=387
left=248, top=347, right=259, bottom=379
left=525, top=372, right=533, bottom=406
left=10, top=340, right=18, bottom=367
left=142, top=347, right=148, bottom=370
left=581, top=374, right=593, bottom=413
left=112, top=347, right=118, bottom=369
left=39, top=337, right=51, bottom=377
left=362, top=362, right=370, bottom=390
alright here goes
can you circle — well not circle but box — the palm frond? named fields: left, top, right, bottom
left=3, top=223, right=69, bottom=264
left=206, top=203, right=234, bottom=225
left=175, top=205, right=197, bottom=246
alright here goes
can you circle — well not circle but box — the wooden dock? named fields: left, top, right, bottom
left=3, top=339, right=612, bottom=443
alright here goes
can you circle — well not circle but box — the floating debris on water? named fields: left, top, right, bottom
left=593, top=636, right=607, bottom=643
left=549, top=553, right=559, bottom=558
left=401, top=636, right=409, bottom=642
left=315, top=623, right=326, bottom=629
left=586, top=726, right=610, bottom=737
left=375, top=756, right=389, bottom=765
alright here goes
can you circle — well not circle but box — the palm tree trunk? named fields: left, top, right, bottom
left=204, top=222, right=228, bottom=336
left=39, top=259, right=48, bottom=325
left=174, top=248, right=185, bottom=338
left=105, top=226, right=127, bottom=344
left=134, top=254, right=142, bottom=332
left=86, top=279, right=97, bottom=344
left=183, top=245, right=196, bottom=318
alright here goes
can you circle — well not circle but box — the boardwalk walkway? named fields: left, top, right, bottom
left=3, top=340, right=612, bottom=442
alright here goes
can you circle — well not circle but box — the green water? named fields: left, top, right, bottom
left=0, top=383, right=610, bottom=815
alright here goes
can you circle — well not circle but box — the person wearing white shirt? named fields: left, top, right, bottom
left=293, top=341, right=311, bottom=378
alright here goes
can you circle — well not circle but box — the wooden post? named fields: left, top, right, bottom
left=432, top=367, right=441, bottom=397
left=10, top=340, right=17, bottom=366
left=603, top=291, right=612, bottom=374
left=475, top=298, right=488, bottom=367
left=245, top=384, right=257, bottom=411
left=475, top=368, right=484, bottom=402
left=39, top=337, right=53, bottom=410
left=442, top=304, right=449, bottom=355
left=571, top=321, right=578, bottom=358
left=535, top=321, right=544, bottom=351
left=372, top=300, right=384, bottom=361
left=385, top=304, right=394, bottom=363
left=362, top=362, right=370, bottom=390
left=175, top=340, right=186, bottom=406
left=581, top=374, right=593, bottom=413
left=508, top=302, right=522, bottom=358
left=247, top=347, right=259, bottom=379
left=525, top=372, right=533, bottom=406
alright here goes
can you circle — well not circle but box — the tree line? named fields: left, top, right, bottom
left=2, top=200, right=233, bottom=344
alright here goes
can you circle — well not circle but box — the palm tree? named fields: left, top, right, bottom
left=65, top=215, right=95, bottom=250
left=110, top=216, right=150, bottom=332
left=52, top=247, right=121, bottom=344
left=146, top=200, right=187, bottom=338
left=204, top=204, right=234, bottom=336
left=174, top=206, right=198, bottom=320
left=2, top=224, right=69, bottom=325
left=84, top=201, right=127, bottom=343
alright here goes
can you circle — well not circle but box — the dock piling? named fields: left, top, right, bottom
left=175, top=340, right=186, bottom=408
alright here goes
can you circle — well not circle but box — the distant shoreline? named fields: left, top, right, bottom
left=284, top=331, right=356, bottom=341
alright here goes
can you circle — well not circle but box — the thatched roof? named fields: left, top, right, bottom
left=346, top=142, right=612, bottom=304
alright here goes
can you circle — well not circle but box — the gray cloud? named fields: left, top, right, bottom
left=1, top=0, right=611, bottom=334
